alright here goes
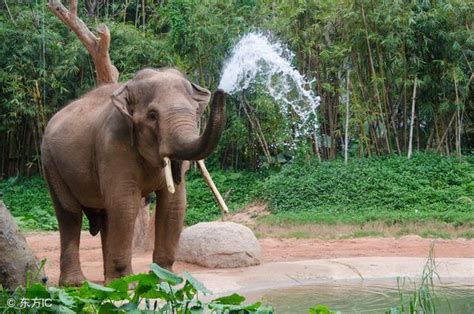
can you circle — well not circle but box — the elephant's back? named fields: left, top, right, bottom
left=41, top=83, right=122, bottom=208
left=44, top=83, right=121, bottom=139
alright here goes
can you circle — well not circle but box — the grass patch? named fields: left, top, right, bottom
left=459, top=230, right=474, bottom=239
left=251, top=220, right=474, bottom=239
left=284, top=230, right=312, bottom=239
left=348, top=230, right=385, bottom=238
left=420, top=229, right=452, bottom=239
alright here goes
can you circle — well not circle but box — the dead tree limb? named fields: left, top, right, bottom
left=47, top=0, right=119, bottom=85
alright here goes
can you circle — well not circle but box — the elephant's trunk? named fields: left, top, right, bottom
left=169, top=90, right=226, bottom=161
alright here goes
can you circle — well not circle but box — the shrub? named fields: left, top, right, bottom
left=259, top=153, right=474, bottom=225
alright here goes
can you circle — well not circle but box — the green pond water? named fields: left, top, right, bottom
left=256, top=280, right=474, bottom=313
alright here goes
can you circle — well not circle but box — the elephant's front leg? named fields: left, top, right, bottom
left=153, top=182, right=186, bottom=270
left=102, top=187, right=141, bottom=283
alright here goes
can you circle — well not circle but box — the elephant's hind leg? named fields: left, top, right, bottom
left=43, top=164, right=86, bottom=286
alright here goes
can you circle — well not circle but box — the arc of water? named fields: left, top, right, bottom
left=218, top=32, right=321, bottom=134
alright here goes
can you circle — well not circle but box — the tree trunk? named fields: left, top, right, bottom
left=47, top=0, right=119, bottom=85
left=0, top=201, right=45, bottom=289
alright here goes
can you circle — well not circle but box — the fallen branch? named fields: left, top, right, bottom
left=197, top=160, right=229, bottom=215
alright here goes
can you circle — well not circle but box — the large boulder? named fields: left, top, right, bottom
left=176, top=222, right=261, bottom=268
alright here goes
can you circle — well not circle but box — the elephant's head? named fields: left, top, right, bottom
left=111, top=67, right=226, bottom=171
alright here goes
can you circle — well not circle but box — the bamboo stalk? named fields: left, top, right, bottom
left=436, top=113, right=456, bottom=153
left=360, top=2, right=391, bottom=154
left=344, top=69, right=350, bottom=165
left=197, top=160, right=229, bottom=215
left=407, top=77, right=417, bottom=159
left=3, top=0, right=16, bottom=25
left=453, top=70, right=462, bottom=159
left=241, top=96, right=272, bottom=165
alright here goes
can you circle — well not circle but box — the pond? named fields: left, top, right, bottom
left=255, top=279, right=474, bottom=313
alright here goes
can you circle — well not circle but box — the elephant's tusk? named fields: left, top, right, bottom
left=163, top=157, right=175, bottom=194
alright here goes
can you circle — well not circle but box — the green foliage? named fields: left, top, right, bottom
left=0, top=176, right=56, bottom=230
left=185, top=169, right=264, bottom=225
left=309, top=305, right=336, bottom=314
left=259, top=153, right=474, bottom=225
left=0, top=169, right=264, bottom=230
left=2, top=0, right=472, bottom=176
left=0, top=263, right=272, bottom=313
left=387, top=245, right=439, bottom=314
left=1, top=153, right=472, bottom=230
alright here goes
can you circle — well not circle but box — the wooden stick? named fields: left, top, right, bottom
left=197, top=160, right=229, bottom=214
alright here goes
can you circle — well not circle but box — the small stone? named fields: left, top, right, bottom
left=176, top=222, right=261, bottom=268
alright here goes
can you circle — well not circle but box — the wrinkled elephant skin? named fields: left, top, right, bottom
left=41, top=68, right=226, bottom=285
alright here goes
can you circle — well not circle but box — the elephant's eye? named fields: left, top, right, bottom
left=147, top=111, right=158, bottom=121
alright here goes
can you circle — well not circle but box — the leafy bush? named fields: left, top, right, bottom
left=0, top=263, right=272, bottom=313
left=259, top=153, right=474, bottom=225
left=185, top=169, right=263, bottom=225
left=0, top=176, right=56, bottom=230
left=1, top=153, right=472, bottom=230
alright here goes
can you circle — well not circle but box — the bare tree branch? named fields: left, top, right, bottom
left=47, top=0, right=119, bottom=85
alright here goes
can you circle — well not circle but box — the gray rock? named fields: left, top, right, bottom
left=176, top=222, right=261, bottom=268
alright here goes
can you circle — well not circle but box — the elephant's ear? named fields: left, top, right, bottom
left=111, top=84, right=133, bottom=120
left=191, top=82, right=211, bottom=115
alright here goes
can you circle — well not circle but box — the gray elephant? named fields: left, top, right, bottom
left=41, top=68, right=226, bottom=285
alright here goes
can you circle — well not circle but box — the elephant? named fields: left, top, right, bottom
left=41, top=68, right=226, bottom=286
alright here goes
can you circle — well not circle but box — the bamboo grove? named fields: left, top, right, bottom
left=0, top=0, right=472, bottom=176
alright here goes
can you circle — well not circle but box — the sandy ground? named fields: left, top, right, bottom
left=26, top=232, right=474, bottom=286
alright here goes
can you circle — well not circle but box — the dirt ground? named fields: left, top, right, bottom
left=26, top=232, right=474, bottom=285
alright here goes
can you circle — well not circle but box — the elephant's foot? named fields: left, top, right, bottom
left=59, top=272, right=86, bottom=287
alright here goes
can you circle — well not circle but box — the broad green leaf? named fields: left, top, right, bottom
left=150, top=263, right=183, bottom=285
left=243, top=301, right=263, bottom=310
left=183, top=271, right=212, bottom=295
left=107, top=279, right=129, bottom=293
left=86, top=281, right=116, bottom=293
left=309, top=305, right=336, bottom=314
left=98, top=302, right=118, bottom=314
left=212, top=293, right=246, bottom=305
left=25, top=283, right=49, bottom=299
left=122, top=273, right=156, bottom=284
